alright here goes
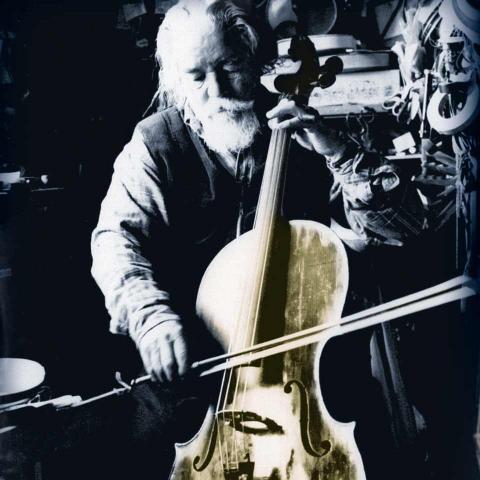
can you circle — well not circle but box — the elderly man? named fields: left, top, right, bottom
left=91, top=1, right=426, bottom=478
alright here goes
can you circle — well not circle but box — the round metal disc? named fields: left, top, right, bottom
left=0, top=358, right=45, bottom=398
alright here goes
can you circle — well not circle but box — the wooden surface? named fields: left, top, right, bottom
left=173, top=220, right=364, bottom=479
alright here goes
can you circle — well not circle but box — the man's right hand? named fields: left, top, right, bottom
left=138, top=320, right=189, bottom=382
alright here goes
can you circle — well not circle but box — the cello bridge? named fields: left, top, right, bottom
left=217, top=410, right=284, bottom=435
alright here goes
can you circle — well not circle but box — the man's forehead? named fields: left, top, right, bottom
left=174, top=22, right=242, bottom=74
left=175, top=26, right=223, bottom=68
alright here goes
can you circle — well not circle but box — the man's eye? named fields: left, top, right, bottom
left=187, top=71, right=205, bottom=83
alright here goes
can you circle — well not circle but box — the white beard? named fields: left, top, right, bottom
left=193, top=98, right=260, bottom=156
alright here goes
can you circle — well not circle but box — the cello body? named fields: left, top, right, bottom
left=169, top=219, right=366, bottom=480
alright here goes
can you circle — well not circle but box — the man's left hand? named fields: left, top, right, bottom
left=266, top=98, right=345, bottom=159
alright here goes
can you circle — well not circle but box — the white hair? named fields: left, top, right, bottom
left=155, top=0, right=260, bottom=109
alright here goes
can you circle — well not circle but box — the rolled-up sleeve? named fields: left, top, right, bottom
left=326, top=144, right=427, bottom=247
left=91, top=129, right=180, bottom=345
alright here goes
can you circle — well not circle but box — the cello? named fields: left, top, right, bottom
left=170, top=34, right=365, bottom=480
left=160, top=31, right=477, bottom=480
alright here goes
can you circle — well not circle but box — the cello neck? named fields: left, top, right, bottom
left=254, top=127, right=291, bottom=232
left=234, top=126, right=291, bottom=348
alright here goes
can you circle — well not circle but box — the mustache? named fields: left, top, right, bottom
left=205, top=98, right=255, bottom=116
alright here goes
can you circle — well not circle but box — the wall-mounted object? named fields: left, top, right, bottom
left=440, top=0, right=480, bottom=43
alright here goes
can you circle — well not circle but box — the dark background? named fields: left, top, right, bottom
left=1, top=4, right=165, bottom=476
left=0, top=0, right=164, bottom=395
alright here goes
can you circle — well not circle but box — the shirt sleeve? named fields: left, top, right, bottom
left=325, top=143, right=427, bottom=247
left=91, top=129, right=181, bottom=345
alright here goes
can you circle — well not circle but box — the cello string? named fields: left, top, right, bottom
left=232, top=127, right=284, bottom=458
left=220, top=144, right=272, bottom=469
left=217, top=142, right=281, bottom=467
left=246, top=127, right=289, bottom=346
left=222, top=363, right=240, bottom=466
left=223, top=189, right=275, bottom=467
left=219, top=140, right=281, bottom=467
left=232, top=127, right=288, bottom=458
left=215, top=360, right=231, bottom=465
left=192, top=275, right=473, bottom=369
left=222, top=304, right=249, bottom=467
left=214, top=356, right=230, bottom=467
left=226, top=150, right=261, bottom=462
left=233, top=128, right=290, bottom=462
left=218, top=359, right=241, bottom=467
left=236, top=127, right=288, bottom=414
left=238, top=128, right=286, bottom=354
left=213, top=255, right=254, bottom=469
left=219, top=293, right=251, bottom=468
left=215, top=392, right=226, bottom=468
left=214, top=233, right=257, bottom=469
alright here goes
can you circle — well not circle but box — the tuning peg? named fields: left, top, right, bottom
left=274, top=74, right=300, bottom=95
left=317, top=72, right=335, bottom=89
left=319, top=56, right=343, bottom=75
left=317, top=56, right=343, bottom=89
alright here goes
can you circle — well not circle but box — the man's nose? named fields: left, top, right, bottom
left=205, top=71, right=225, bottom=98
